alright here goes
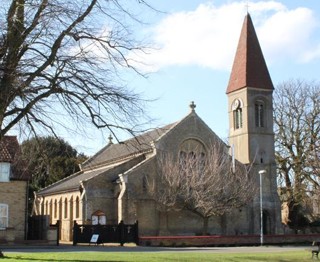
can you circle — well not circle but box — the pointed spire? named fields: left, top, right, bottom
left=226, top=14, right=274, bottom=94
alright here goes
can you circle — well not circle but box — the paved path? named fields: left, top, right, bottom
left=0, top=244, right=309, bottom=254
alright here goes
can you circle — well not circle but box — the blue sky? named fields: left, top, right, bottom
left=71, top=0, right=320, bottom=155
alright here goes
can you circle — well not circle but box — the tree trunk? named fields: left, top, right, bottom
left=159, top=211, right=170, bottom=235
left=202, top=217, right=209, bottom=235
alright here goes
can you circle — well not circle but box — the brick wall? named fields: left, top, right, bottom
left=0, top=180, right=28, bottom=242
left=139, top=234, right=320, bottom=247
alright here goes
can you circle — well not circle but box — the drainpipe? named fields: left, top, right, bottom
left=32, top=192, right=38, bottom=215
left=34, top=194, right=44, bottom=215
left=25, top=180, right=29, bottom=240
left=79, top=181, right=87, bottom=223
left=118, top=174, right=126, bottom=223
left=40, top=196, right=44, bottom=215
left=232, top=144, right=235, bottom=173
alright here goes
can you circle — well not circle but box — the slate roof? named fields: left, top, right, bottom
left=37, top=123, right=176, bottom=195
left=81, top=123, right=176, bottom=170
left=226, top=13, right=274, bottom=94
left=37, top=164, right=116, bottom=195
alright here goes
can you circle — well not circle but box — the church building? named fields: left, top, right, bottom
left=33, top=14, right=282, bottom=241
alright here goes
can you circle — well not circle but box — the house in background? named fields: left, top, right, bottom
left=0, top=136, right=30, bottom=243
left=33, top=13, right=282, bottom=241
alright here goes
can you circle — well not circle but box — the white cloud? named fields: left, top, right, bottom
left=303, top=44, right=320, bottom=62
left=135, top=1, right=319, bottom=72
left=257, top=7, right=318, bottom=63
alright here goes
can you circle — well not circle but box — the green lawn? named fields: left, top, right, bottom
left=0, top=251, right=314, bottom=262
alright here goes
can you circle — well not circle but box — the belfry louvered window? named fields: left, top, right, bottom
left=234, top=108, right=243, bottom=129
left=232, top=99, right=242, bottom=129
left=255, top=100, right=265, bottom=127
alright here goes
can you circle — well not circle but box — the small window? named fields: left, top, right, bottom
left=179, top=151, right=187, bottom=167
left=64, top=198, right=68, bottom=219
left=54, top=200, right=57, bottom=219
left=232, top=99, right=243, bottom=129
left=179, top=150, right=206, bottom=175
left=45, top=201, right=49, bottom=215
left=49, top=200, right=53, bottom=224
left=142, top=175, right=148, bottom=193
left=91, top=210, right=106, bottom=225
left=0, top=204, right=8, bottom=229
left=75, top=197, right=80, bottom=218
left=255, top=101, right=265, bottom=127
left=233, top=108, right=243, bottom=129
left=0, top=162, right=10, bottom=182
left=199, top=152, right=206, bottom=172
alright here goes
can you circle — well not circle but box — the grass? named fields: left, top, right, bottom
left=0, top=251, right=314, bottom=262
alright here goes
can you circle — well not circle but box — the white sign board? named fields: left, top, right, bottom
left=90, top=234, right=99, bottom=244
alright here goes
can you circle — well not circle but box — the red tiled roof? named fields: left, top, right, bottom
left=0, top=136, right=31, bottom=180
left=0, top=136, right=19, bottom=162
left=226, top=14, right=274, bottom=94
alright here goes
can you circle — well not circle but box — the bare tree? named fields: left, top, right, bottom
left=274, top=79, right=320, bottom=228
left=150, top=140, right=257, bottom=235
left=0, top=0, right=153, bottom=141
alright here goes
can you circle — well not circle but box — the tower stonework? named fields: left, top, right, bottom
left=227, top=14, right=282, bottom=235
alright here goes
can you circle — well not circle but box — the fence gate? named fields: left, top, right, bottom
left=27, top=215, right=49, bottom=240
left=28, top=216, right=60, bottom=245
left=73, top=220, right=138, bottom=246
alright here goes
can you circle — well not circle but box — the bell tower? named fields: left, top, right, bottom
left=226, top=14, right=281, bottom=234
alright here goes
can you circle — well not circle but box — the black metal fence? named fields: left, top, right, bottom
left=73, top=220, right=138, bottom=246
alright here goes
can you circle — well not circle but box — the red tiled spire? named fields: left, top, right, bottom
left=226, top=14, right=274, bottom=94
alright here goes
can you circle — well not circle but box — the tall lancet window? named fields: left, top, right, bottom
left=255, top=100, right=265, bottom=127
left=232, top=99, right=242, bottom=129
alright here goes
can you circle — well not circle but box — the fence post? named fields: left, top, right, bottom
left=73, top=221, right=78, bottom=246
left=119, top=220, right=124, bottom=246
left=134, top=220, right=139, bottom=245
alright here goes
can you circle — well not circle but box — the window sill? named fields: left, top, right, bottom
left=0, top=227, right=14, bottom=231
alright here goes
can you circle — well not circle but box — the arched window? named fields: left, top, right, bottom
left=91, top=210, right=106, bottom=225
left=179, top=139, right=206, bottom=175
left=75, top=197, right=80, bottom=218
left=234, top=108, right=242, bottom=129
left=58, top=198, right=62, bottom=220
left=45, top=200, right=48, bottom=215
left=49, top=200, right=53, bottom=223
left=64, top=198, right=68, bottom=219
left=69, top=196, right=73, bottom=221
left=54, top=199, right=57, bottom=219
left=142, top=175, right=148, bottom=193
left=232, top=99, right=243, bottom=129
left=255, top=100, right=265, bottom=127
left=179, top=151, right=187, bottom=167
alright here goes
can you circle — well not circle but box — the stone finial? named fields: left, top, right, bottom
left=108, top=134, right=113, bottom=144
left=190, top=101, right=196, bottom=112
